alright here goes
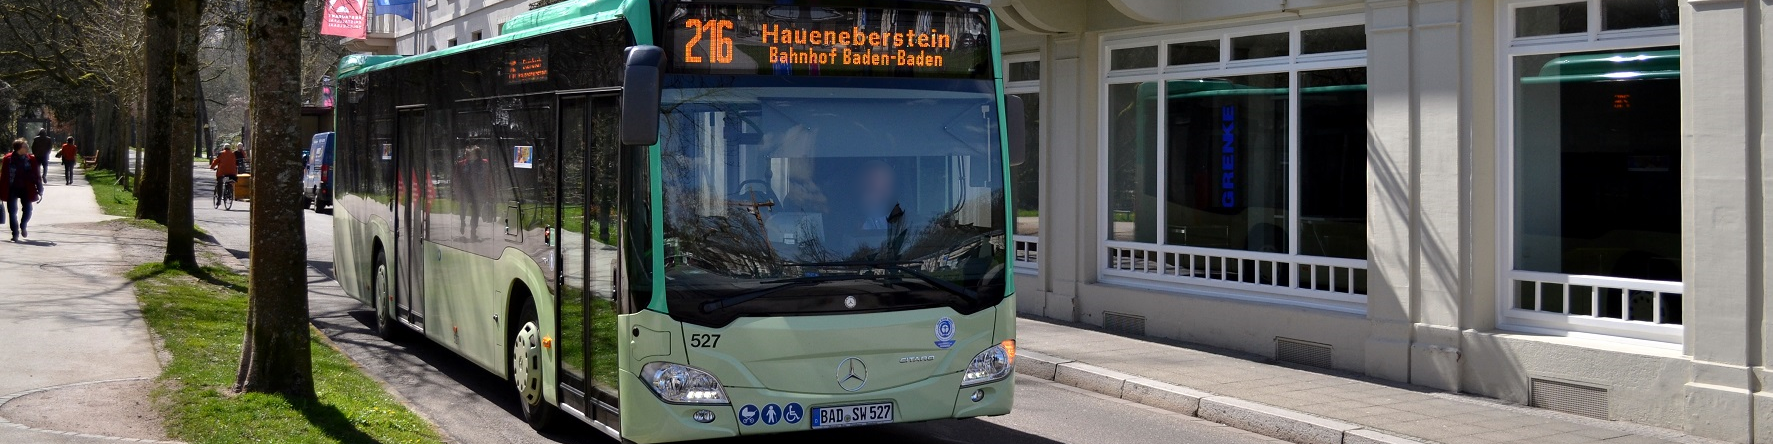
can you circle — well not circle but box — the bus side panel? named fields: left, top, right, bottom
left=420, top=245, right=556, bottom=378
left=332, top=197, right=394, bottom=306
left=332, top=203, right=364, bottom=304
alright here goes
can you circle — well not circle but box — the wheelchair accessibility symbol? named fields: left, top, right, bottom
left=784, top=403, right=804, bottom=424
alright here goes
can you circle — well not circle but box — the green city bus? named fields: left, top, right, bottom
left=330, top=0, right=1023, bottom=441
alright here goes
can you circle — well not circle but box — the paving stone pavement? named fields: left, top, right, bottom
left=0, top=170, right=173, bottom=443
left=1016, top=317, right=1728, bottom=444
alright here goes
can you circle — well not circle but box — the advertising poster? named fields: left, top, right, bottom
left=513, top=145, right=533, bottom=169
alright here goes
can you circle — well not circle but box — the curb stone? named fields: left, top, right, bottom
left=0, top=377, right=186, bottom=444
left=1019, top=347, right=1423, bottom=444
left=1013, top=350, right=1069, bottom=380
left=1054, top=362, right=1138, bottom=398
left=1346, top=429, right=1426, bottom=444
left=1201, top=396, right=1361, bottom=444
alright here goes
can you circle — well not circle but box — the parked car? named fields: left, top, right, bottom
left=302, top=132, right=334, bottom=212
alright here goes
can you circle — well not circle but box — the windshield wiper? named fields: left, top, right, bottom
left=788, top=261, right=980, bottom=303
left=698, top=262, right=980, bottom=313
left=698, top=274, right=882, bottom=313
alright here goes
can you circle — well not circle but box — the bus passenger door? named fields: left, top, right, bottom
left=395, top=108, right=427, bottom=331
left=556, top=95, right=623, bottom=427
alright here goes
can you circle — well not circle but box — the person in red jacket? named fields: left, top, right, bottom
left=56, top=137, right=78, bottom=185
left=209, top=144, right=240, bottom=206
left=1, top=139, right=43, bottom=242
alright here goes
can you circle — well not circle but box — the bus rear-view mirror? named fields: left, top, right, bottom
left=621, top=45, right=664, bottom=147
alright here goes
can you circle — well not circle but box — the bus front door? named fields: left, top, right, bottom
left=557, top=95, right=622, bottom=428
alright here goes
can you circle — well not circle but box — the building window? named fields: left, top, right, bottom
left=1500, top=0, right=1681, bottom=345
left=448, top=38, right=458, bottom=47
left=1103, top=18, right=1368, bottom=310
left=472, top=30, right=483, bottom=41
left=1005, top=54, right=1041, bottom=271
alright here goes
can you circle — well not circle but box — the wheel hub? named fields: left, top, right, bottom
left=512, top=322, right=543, bottom=405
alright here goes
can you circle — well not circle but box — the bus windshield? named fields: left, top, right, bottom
left=659, top=75, right=1008, bottom=326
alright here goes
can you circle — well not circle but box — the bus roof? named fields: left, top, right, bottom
left=337, top=0, right=650, bottom=79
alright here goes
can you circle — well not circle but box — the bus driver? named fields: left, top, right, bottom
left=855, top=160, right=902, bottom=231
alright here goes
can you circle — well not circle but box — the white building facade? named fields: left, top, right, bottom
left=337, top=0, right=1773, bottom=441
left=996, top=0, right=1772, bottom=442
left=345, top=0, right=539, bottom=55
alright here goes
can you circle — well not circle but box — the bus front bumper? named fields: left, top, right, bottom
left=618, top=370, right=1014, bottom=443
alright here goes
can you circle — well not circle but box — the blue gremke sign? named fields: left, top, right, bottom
left=1220, top=105, right=1237, bottom=208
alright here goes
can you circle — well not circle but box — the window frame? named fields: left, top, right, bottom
left=1097, top=15, right=1370, bottom=314
left=1494, top=0, right=1683, bottom=348
left=1004, top=51, right=1042, bottom=274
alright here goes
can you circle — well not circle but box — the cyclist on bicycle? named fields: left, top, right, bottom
left=210, top=143, right=240, bottom=205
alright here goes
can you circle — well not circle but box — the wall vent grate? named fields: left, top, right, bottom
left=1531, top=378, right=1609, bottom=419
left=1274, top=337, right=1333, bottom=368
left=1102, top=311, right=1147, bottom=336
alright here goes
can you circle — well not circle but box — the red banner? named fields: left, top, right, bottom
left=319, top=0, right=367, bottom=39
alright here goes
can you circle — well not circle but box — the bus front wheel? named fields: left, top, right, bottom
left=511, top=302, right=557, bottom=430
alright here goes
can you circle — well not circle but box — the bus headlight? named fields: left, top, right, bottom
left=642, top=362, right=729, bottom=404
left=962, top=340, right=1016, bottom=386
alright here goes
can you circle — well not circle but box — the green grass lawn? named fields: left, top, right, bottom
left=84, top=168, right=137, bottom=217
left=131, top=262, right=442, bottom=444
left=85, top=168, right=213, bottom=235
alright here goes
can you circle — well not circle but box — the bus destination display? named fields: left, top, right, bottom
left=667, top=4, right=992, bottom=78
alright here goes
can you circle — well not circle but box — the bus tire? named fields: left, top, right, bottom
left=512, top=301, right=557, bottom=430
left=372, top=254, right=403, bottom=342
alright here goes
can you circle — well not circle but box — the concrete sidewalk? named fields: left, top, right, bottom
left=0, top=171, right=175, bottom=443
left=1016, top=317, right=1721, bottom=444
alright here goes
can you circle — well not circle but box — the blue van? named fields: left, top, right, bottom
left=302, top=132, right=335, bottom=212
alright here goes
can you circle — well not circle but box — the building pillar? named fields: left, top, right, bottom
left=1364, top=0, right=1416, bottom=383
left=1682, top=1, right=1758, bottom=442
left=1759, top=1, right=1773, bottom=440
left=1406, top=0, right=1467, bottom=392
left=1042, top=35, right=1089, bottom=322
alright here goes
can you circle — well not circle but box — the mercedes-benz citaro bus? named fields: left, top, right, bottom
left=331, top=0, right=1026, bottom=441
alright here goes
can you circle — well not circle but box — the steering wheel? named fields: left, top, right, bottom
left=733, top=179, right=780, bottom=209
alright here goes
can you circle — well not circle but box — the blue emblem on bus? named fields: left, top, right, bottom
left=784, top=403, right=804, bottom=424
left=935, top=317, right=956, bottom=349
left=762, top=403, right=783, bottom=425
left=738, top=404, right=760, bottom=426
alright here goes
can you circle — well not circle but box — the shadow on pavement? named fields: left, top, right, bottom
left=308, top=259, right=335, bottom=281
left=312, top=307, right=595, bottom=443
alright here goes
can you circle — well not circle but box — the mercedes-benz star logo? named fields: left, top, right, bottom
left=836, top=357, right=867, bottom=392
left=843, top=296, right=858, bottom=309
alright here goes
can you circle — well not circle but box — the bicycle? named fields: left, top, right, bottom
left=215, top=176, right=235, bottom=210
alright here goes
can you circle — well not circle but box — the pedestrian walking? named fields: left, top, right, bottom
left=1, top=139, right=43, bottom=242
left=56, top=137, right=78, bottom=185
left=29, top=130, right=51, bottom=186
left=210, top=144, right=239, bottom=206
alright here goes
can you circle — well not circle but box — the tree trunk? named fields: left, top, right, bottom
left=234, top=0, right=312, bottom=399
left=164, top=0, right=203, bottom=266
left=104, top=99, right=129, bottom=174
left=136, top=0, right=177, bottom=223
left=196, top=80, right=212, bottom=159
